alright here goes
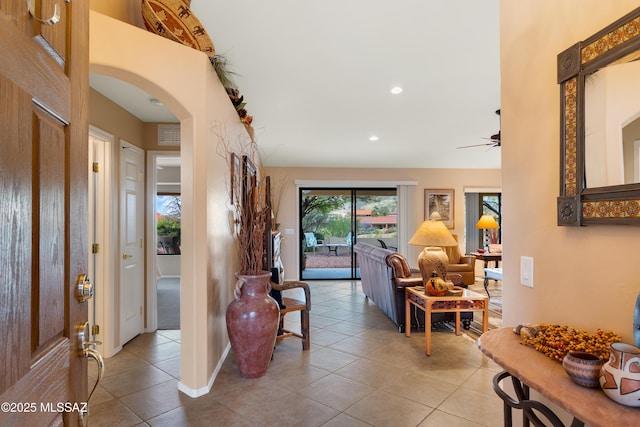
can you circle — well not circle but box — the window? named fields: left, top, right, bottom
left=299, top=188, right=397, bottom=279
left=157, top=194, right=181, bottom=255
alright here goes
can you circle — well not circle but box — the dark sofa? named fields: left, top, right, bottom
left=354, top=242, right=473, bottom=332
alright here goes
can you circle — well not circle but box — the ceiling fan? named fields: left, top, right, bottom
left=457, top=109, right=501, bottom=150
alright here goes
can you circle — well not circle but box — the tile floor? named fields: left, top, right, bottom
left=88, top=280, right=505, bottom=426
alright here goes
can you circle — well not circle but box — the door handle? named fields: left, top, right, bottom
left=77, top=322, right=104, bottom=427
left=122, top=252, right=133, bottom=260
left=76, top=274, right=94, bottom=303
left=27, top=0, right=60, bottom=26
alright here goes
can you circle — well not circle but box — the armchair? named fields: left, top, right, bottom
left=442, top=234, right=476, bottom=286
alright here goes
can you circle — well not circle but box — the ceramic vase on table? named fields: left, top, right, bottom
left=599, top=342, right=640, bottom=407
left=226, top=271, right=279, bottom=379
left=562, top=351, right=605, bottom=388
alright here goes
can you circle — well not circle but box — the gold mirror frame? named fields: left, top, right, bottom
left=558, top=7, right=640, bottom=226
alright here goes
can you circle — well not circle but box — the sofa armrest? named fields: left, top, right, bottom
left=394, top=276, right=423, bottom=289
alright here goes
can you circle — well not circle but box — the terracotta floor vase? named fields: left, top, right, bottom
left=226, top=271, right=279, bottom=378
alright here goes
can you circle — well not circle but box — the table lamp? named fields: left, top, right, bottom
left=408, top=219, right=458, bottom=280
left=475, top=214, right=499, bottom=252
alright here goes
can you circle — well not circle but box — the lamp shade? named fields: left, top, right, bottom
left=409, top=220, right=458, bottom=247
left=475, top=214, right=499, bottom=229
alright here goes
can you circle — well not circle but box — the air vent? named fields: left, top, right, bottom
left=158, top=124, right=180, bottom=146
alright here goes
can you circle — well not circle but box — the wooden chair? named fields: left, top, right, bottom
left=270, top=279, right=311, bottom=350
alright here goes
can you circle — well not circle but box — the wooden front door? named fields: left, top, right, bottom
left=0, top=1, right=91, bottom=426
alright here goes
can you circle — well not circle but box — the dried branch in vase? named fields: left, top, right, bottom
left=236, top=182, right=270, bottom=274
left=214, top=123, right=269, bottom=274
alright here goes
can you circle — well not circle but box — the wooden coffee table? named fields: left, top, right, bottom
left=405, top=286, right=489, bottom=356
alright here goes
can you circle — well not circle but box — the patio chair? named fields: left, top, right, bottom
left=304, top=232, right=323, bottom=253
left=377, top=239, right=398, bottom=251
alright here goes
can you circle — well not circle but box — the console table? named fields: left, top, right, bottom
left=478, top=328, right=639, bottom=427
left=406, top=286, right=488, bottom=356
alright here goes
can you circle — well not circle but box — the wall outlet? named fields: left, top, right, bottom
left=520, top=256, right=534, bottom=287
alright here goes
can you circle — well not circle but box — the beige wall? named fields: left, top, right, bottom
left=264, top=166, right=501, bottom=276
left=90, top=0, right=141, bottom=26
left=90, top=89, right=145, bottom=147
left=90, top=10, right=247, bottom=395
left=501, top=0, right=640, bottom=344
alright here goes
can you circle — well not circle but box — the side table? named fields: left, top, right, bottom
left=470, top=251, right=502, bottom=269
left=405, top=287, right=488, bottom=356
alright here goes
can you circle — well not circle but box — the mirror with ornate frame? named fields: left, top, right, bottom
left=557, top=7, right=640, bottom=226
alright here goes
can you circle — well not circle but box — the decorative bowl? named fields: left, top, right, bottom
left=141, top=0, right=215, bottom=57
left=562, top=351, right=605, bottom=388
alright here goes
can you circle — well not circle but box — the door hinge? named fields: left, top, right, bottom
left=140, top=306, right=143, bottom=316
left=92, top=324, right=100, bottom=336
left=92, top=162, right=99, bottom=173
left=92, top=243, right=99, bottom=254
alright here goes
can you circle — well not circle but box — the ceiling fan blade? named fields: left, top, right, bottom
left=456, top=142, right=496, bottom=149
left=458, top=109, right=501, bottom=150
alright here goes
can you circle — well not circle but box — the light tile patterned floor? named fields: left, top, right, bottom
left=89, top=280, right=505, bottom=426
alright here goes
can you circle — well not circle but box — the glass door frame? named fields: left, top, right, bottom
left=298, top=186, right=398, bottom=280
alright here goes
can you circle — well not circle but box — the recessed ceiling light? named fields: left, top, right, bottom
left=390, top=86, right=403, bottom=95
left=369, top=135, right=379, bottom=142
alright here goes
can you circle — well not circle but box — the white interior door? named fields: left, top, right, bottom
left=120, top=141, right=145, bottom=345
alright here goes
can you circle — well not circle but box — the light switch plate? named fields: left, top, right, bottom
left=520, top=256, right=534, bottom=287
left=283, top=228, right=294, bottom=235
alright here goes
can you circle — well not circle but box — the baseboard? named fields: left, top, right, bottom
left=177, top=343, right=231, bottom=398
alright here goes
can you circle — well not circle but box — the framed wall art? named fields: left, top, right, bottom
left=424, top=189, right=454, bottom=228
left=230, top=152, right=240, bottom=203
left=242, top=155, right=257, bottom=208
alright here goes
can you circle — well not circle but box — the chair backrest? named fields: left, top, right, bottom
left=443, top=234, right=462, bottom=263
left=377, top=239, right=388, bottom=249
left=304, top=232, right=317, bottom=247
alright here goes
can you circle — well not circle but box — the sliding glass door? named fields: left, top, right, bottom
left=299, top=187, right=397, bottom=280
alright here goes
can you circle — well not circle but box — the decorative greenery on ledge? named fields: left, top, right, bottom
left=210, top=55, right=253, bottom=126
